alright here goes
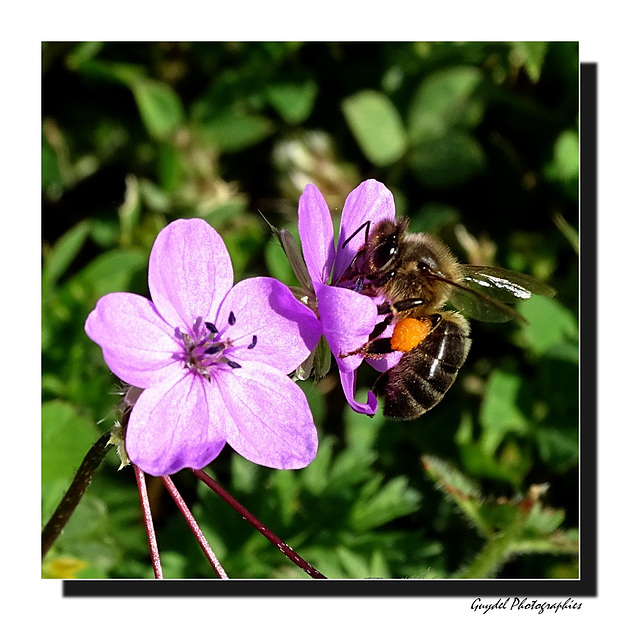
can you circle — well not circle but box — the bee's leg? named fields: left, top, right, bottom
left=340, top=337, right=393, bottom=360
left=341, top=314, right=392, bottom=357
left=368, top=315, right=392, bottom=341
left=367, top=295, right=421, bottom=343
left=376, top=297, right=425, bottom=316
left=392, top=298, right=426, bottom=313
left=342, top=298, right=429, bottom=359
left=340, top=312, right=443, bottom=360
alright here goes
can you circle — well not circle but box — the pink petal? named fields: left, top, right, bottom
left=85, top=292, right=181, bottom=389
left=315, top=282, right=378, bottom=372
left=148, top=218, right=233, bottom=332
left=126, top=372, right=228, bottom=476
left=298, top=184, right=336, bottom=285
left=337, top=361, right=378, bottom=415
left=215, top=362, right=318, bottom=469
left=216, top=277, right=321, bottom=374
left=367, top=350, right=403, bottom=373
left=333, top=179, right=396, bottom=281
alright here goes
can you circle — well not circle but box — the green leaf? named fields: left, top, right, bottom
left=68, top=57, right=145, bottom=86
left=411, top=202, right=461, bottom=233
left=42, top=133, right=63, bottom=197
left=423, top=454, right=482, bottom=499
left=423, top=455, right=492, bottom=538
left=336, top=546, right=373, bottom=578
left=458, top=441, right=528, bottom=486
left=479, top=369, right=529, bottom=454
left=344, top=402, right=386, bottom=455
left=229, top=454, right=260, bottom=494
left=198, top=112, right=274, bottom=152
left=409, top=129, right=485, bottom=188
left=222, top=220, right=264, bottom=277
left=268, top=466, right=299, bottom=528
left=266, top=80, right=318, bottom=124
left=406, top=67, right=486, bottom=187
left=156, top=142, right=184, bottom=193
left=131, top=79, right=185, bottom=140
left=201, top=200, right=248, bottom=226
left=65, top=42, right=104, bottom=69
left=407, top=66, right=484, bottom=142
left=342, top=90, right=407, bottom=166
left=524, top=502, right=565, bottom=536
left=518, top=295, right=578, bottom=360
left=117, top=175, right=142, bottom=247
left=72, top=248, right=148, bottom=303
left=42, top=220, right=92, bottom=291
left=299, top=437, right=335, bottom=496
left=349, top=476, right=421, bottom=532
left=42, top=401, right=100, bottom=520
left=544, top=129, right=579, bottom=200
left=510, top=42, right=548, bottom=83
left=535, top=426, right=578, bottom=470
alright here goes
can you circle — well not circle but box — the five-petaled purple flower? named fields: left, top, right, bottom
left=297, top=179, right=401, bottom=415
left=86, top=218, right=322, bottom=476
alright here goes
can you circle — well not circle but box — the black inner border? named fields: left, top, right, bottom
left=63, top=61, right=596, bottom=599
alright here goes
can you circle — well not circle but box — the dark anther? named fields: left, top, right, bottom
left=205, top=322, right=218, bottom=335
left=227, top=360, right=241, bottom=369
left=205, top=345, right=224, bottom=355
left=248, top=335, right=258, bottom=349
left=228, top=311, right=236, bottom=326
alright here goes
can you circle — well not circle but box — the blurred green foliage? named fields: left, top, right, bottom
left=42, top=42, right=578, bottom=580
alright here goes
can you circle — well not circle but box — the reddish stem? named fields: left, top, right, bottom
left=161, top=475, right=228, bottom=578
left=191, top=467, right=326, bottom=579
left=133, top=465, right=163, bottom=579
left=42, top=432, right=111, bottom=559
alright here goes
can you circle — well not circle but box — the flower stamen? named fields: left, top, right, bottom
left=178, top=310, right=259, bottom=377
left=205, top=321, right=218, bottom=335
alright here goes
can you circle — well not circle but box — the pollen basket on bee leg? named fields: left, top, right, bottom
left=390, top=317, right=432, bottom=353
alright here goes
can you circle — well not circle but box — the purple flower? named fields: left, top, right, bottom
left=85, top=218, right=322, bottom=476
left=297, top=179, right=401, bottom=415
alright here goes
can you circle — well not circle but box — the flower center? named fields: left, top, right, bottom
left=178, top=313, right=257, bottom=379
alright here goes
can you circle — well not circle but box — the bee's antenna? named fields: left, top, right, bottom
left=341, top=220, right=371, bottom=249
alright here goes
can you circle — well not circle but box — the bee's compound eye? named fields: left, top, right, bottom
left=371, top=233, right=398, bottom=270
left=417, top=250, right=446, bottom=278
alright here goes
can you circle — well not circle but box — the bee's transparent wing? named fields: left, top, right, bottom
left=445, top=265, right=556, bottom=323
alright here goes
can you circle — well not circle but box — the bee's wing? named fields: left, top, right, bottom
left=445, top=265, right=556, bottom=323
left=460, top=266, right=557, bottom=300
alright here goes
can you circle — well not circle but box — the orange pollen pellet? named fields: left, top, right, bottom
left=390, top=317, right=432, bottom=352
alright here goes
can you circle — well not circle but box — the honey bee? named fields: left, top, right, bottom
left=337, top=218, right=556, bottom=420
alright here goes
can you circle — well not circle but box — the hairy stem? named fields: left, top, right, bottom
left=161, top=475, right=228, bottom=578
left=134, top=465, right=163, bottom=579
left=42, top=432, right=111, bottom=559
left=191, top=467, right=326, bottom=579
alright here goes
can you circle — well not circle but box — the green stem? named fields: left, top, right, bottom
left=457, top=509, right=528, bottom=578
